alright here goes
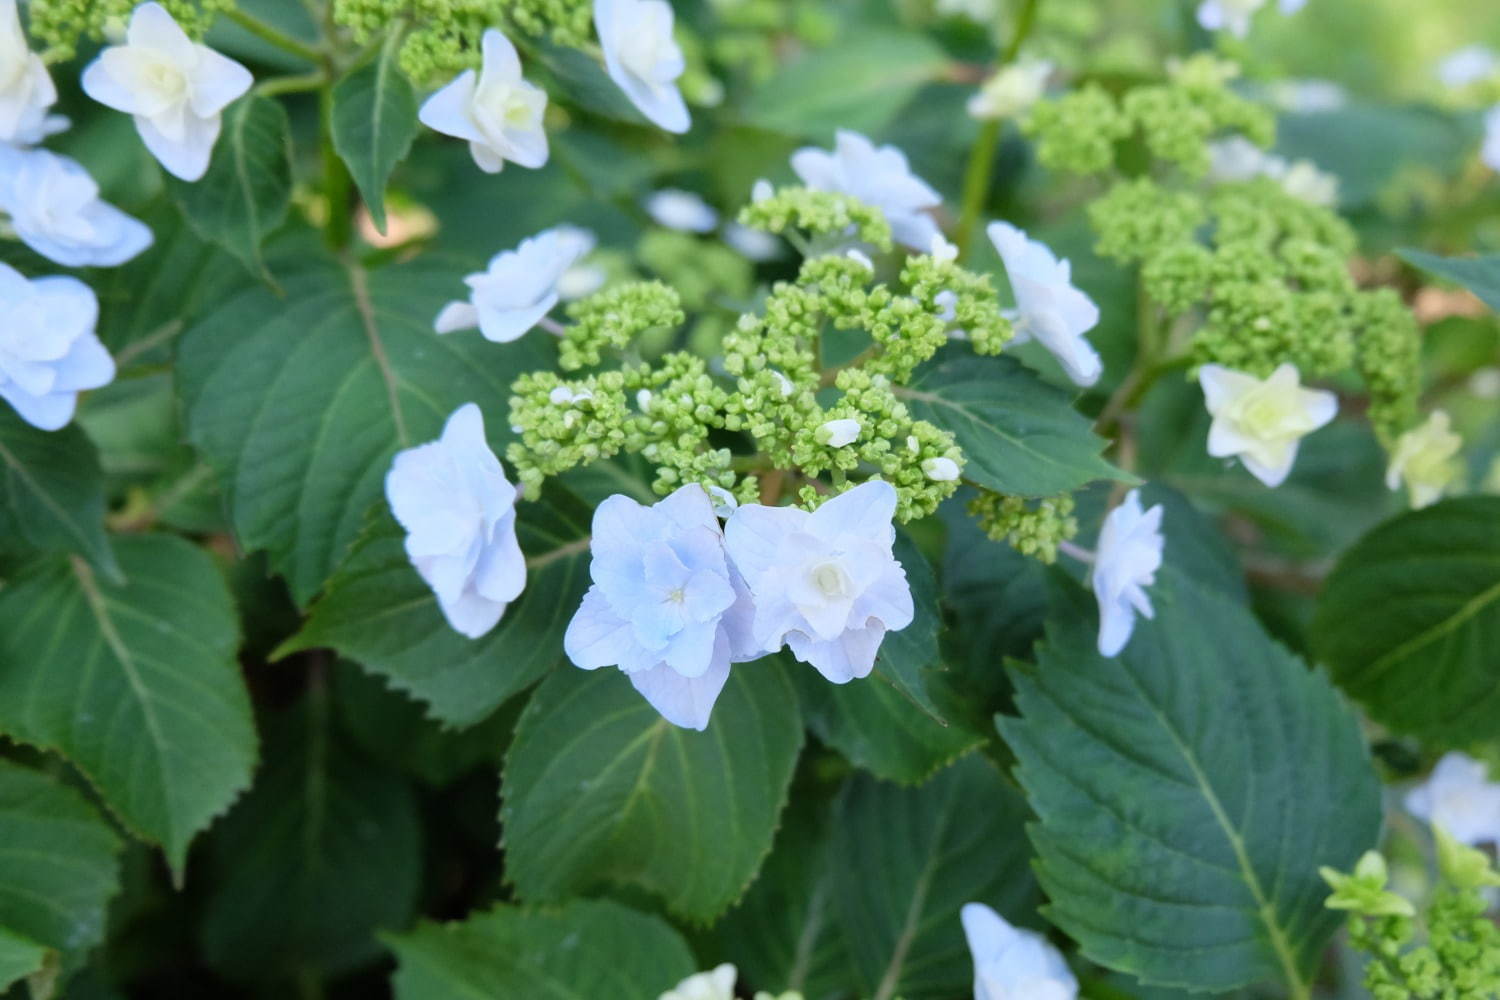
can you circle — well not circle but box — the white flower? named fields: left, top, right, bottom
left=636, top=389, right=654, bottom=411
left=1195, top=0, right=1305, bottom=37
left=0, top=147, right=154, bottom=267
left=1199, top=363, right=1336, bottom=487
left=1484, top=106, right=1500, bottom=173
left=1207, top=136, right=1278, bottom=183
left=1091, top=489, right=1164, bottom=658
left=384, top=403, right=525, bottom=639
left=1406, top=753, right=1500, bottom=847
left=771, top=370, right=794, bottom=397
left=922, top=456, right=961, bottom=482
left=564, top=485, right=757, bottom=731
left=417, top=29, right=548, bottom=175
left=1438, top=46, right=1500, bottom=89
left=987, top=221, right=1102, bottom=387
left=1275, top=159, right=1338, bottom=207
left=750, top=178, right=774, bottom=202
left=791, top=129, right=942, bottom=250
left=961, top=902, right=1078, bottom=1000
left=550, top=225, right=607, bottom=301
left=0, top=263, right=114, bottom=431
left=548, top=385, right=593, bottom=405
left=646, top=188, right=718, bottom=232
left=818, top=418, right=861, bottom=447
left=81, top=2, right=253, bottom=181
left=1267, top=78, right=1346, bottom=113
left=725, top=480, right=914, bottom=684
left=722, top=222, right=782, bottom=261
left=845, top=248, right=874, bottom=272
left=0, top=0, right=60, bottom=145
left=659, top=964, right=736, bottom=1000
left=1386, top=410, right=1463, bottom=509
left=967, top=59, right=1052, bottom=121
left=433, top=227, right=589, bottom=342
left=930, top=234, right=958, bottom=262
left=594, top=0, right=690, bottom=134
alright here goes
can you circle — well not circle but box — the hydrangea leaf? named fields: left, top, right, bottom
left=903, top=348, right=1125, bottom=498
left=1399, top=249, right=1500, bottom=313
left=176, top=247, right=552, bottom=605
left=833, top=754, right=1040, bottom=1000
left=277, top=487, right=592, bottom=729
left=869, top=532, right=944, bottom=722
left=0, top=762, right=122, bottom=981
left=168, top=96, right=292, bottom=278
left=1312, top=497, right=1500, bottom=744
left=332, top=31, right=419, bottom=234
left=500, top=661, right=803, bottom=920
left=198, top=693, right=422, bottom=980
left=0, top=536, right=255, bottom=874
left=387, top=900, right=694, bottom=1000
left=999, top=574, right=1381, bottom=993
left=0, top=409, right=118, bottom=580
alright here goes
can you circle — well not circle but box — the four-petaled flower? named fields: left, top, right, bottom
left=1199, top=362, right=1336, bottom=487
left=792, top=130, right=942, bottom=250
left=988, top=221, right=1102, bottom=387
left=1196, top=0, right=1305, bottom=38
left=1091, top=489, right=1164, bottom=658
left=726, top=480, right=914, bottom=683
left=646, top=188, right=718, bottom=232
left=658, top=963, right=737, bottom=1000
left=0, top=147, right=154, bottom=268
left=434, top=227, right=589, bottom=342
left=1386, top=409, right=1463, bottom=509
left=0, top=262, right=114, bottom=431
left=564, top=484, right=757, bottom=731
left=595, top=0, right=690, bottom=134
left=967, top=59, right=1052, bottom=121
left=81, top=2, right=253, bottom=181
left=385, top=403, right=526, bottom=639
left=0, top=0, right=60, bottom=145
left=1405, top=752, right=1500, bottom=847
left=418, top=29, right=548, bottom=175
left=961, top=902, right=1078, bottom=1000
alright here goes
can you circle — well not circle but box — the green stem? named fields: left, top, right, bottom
left=255, top=71, right=327, bottom=97
left=224, top=8, right=324, bottom=63
left=320, top=86, right=354, bottom=251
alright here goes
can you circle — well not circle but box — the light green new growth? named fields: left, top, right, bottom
left=559, top=282, right=685, bottom=371
left=737, top=187, right=894, bottom=253
left=28, top=0, right=231, bottom=59
left=967, top=490, right=1078, bottom=563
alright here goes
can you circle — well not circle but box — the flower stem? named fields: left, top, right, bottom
left=224, top=8, right=324, bottom=64
left=319, top=86, right=355, bottom=251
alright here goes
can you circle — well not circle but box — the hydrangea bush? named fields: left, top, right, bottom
left=1, top=0, right=1499, bottom=996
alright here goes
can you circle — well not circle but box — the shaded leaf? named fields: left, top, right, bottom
left=869, top=532, right=944, bottom=721
left=0, top=928, right=48, bottom=993
left=332, top=31, right=419, bottom=233
left=1400, top=249, right=1500, bottom=314
left=0, top=409, right=117, bottom=579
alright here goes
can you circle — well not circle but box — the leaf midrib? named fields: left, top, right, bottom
left=1359, top=577, right=1500, bottom=686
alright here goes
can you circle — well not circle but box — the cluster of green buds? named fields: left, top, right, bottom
left=1323, top=831, right=1500, bottom=999
left=27, top=0, right=231, bottom=60
left=967, top=490, right=1078, bottom=563
left=506, top=187, right=1017, bottom=522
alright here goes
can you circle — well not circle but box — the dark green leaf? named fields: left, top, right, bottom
left=999, top=575, right=1381, bottom=993
left=388, top=900, right=695, bottom=1000
left=0, top=409, right=117, bottom=579
left=0, top=928, right=48, bottom=993
left=1400, top=249, right=1500, bottom=313
left=903, top=347, right=1124, bottom=498
left=528, top=41, right=649, bottom=125
left=1312, top=497, right=1500, bottom=744
left=169, top=96, right=292, bottom=277
left=332, top=32, right=419, bottom=233
left=0, top=536, right=255, bottom=873
left=501, top=662, right=803, bottom=920
left=868, top=532, right=944, bottom=722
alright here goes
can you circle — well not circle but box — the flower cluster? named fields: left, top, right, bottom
left=25, top=0, right=230, bottom=61
left=967, top=490, right=1078, bottom=564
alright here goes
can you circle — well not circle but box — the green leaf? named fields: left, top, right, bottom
left=1400, top=249, right=1500, bottom=313
left=833, top=755, right=1039, bottom=1000
left=1312, top=497, right=1500, bottom=744
left=744, top=30, right=949, bottom=138
left=388, top=900, right=695, bottom=1000
left=0, top=927, right=48, bottom=993
left=0, top=409, right=117, bottom=580
left=198, top=692, right=423, bottom=980
left=903, top=347, right=1124, bottom=498
left=176, top=248, right=552, bottom=604
left=999, top=575, right=1381, bottom=993
left=527, top=40, right=650, bottom=126
left=169, top=96, right=292, bottom=277
left=0, top=761, right=122, bottom=979
left=332, top=32, right=419, bottom=233
left=869, top=532, right=944, bottom=721
left=278, top=488, right=591, bottom=728
left=500, top=662, right=803, bottom=920
left=0, top=536, right=255, bottom=873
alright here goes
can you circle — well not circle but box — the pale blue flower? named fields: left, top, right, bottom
left=385, top=403, right=525, bottom=639
left=0, top=0, right=60, bottom=145
left=594, top=0, right=690, bottom=134
left=432, top=227, right=588, bottom=342
left=417, top=29, right=548, bottom=174
left=791, top=130, right=942, bottom=250
left=645, top=189, right=717, bottom=232
left=0, top=147, right=153, bottom=268
left=1405, top=752, right=1500, bottom=847
left=961, top=902, right=1078, bottom=1000
left=725, top=480, right=914, bottom=684
left=1091, top=489, right=1164, bottom=658
left=0, top=262, right=113, bottom=430
left=564, top=484, right=757, bottom=730
left=988, top=221, right=1101, bottom=387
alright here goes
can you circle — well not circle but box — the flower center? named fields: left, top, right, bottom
left=619, top=29, right=666, bottom=82
left=665, top=586, right=686, bottom=605
left=809, top=561, right=850, bottom=599
left=145, top=58, right=188, bottom=101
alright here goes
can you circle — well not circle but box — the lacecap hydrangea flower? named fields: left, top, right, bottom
left=645, top=188, right=718, bottom=232
left=1196, top=0, right=1306, bottom=38
left=791, top=129, right=942, bottom=250
left=434, top=227, right=590, bottom=342
left=595, top=0, right=690, bottom=133
left=417, top=29, right=548, bottom=175
left=657, top=964, right=801, bottom=1000
left=1438, top=45, right=1499, bottom=89
left=1405, top=752, right=1500, bottom=847
left=0, top=0, right=60, bottom=145
left=0, top=147, right=154, bottom=267
left=725, top=480, right=914, bottom=684
left=0, top=262, right=114, bottom=431
left=1386, top=409, right=1463, bottom=509
left=1091, top=489, right=1164, bottom=658
left=1199, top=362, right=1336, bottom=487
left=962, top=902, right=1078, bottom=1000
left=384, top=403, right=526, bottom=639
left=81, top=2, right=253, bottom=182
left=968, top=59, right=1052, bottom=121
left=564, top=484, right=756, bottom=731
left=987, top=221, right=1102, bottom=387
